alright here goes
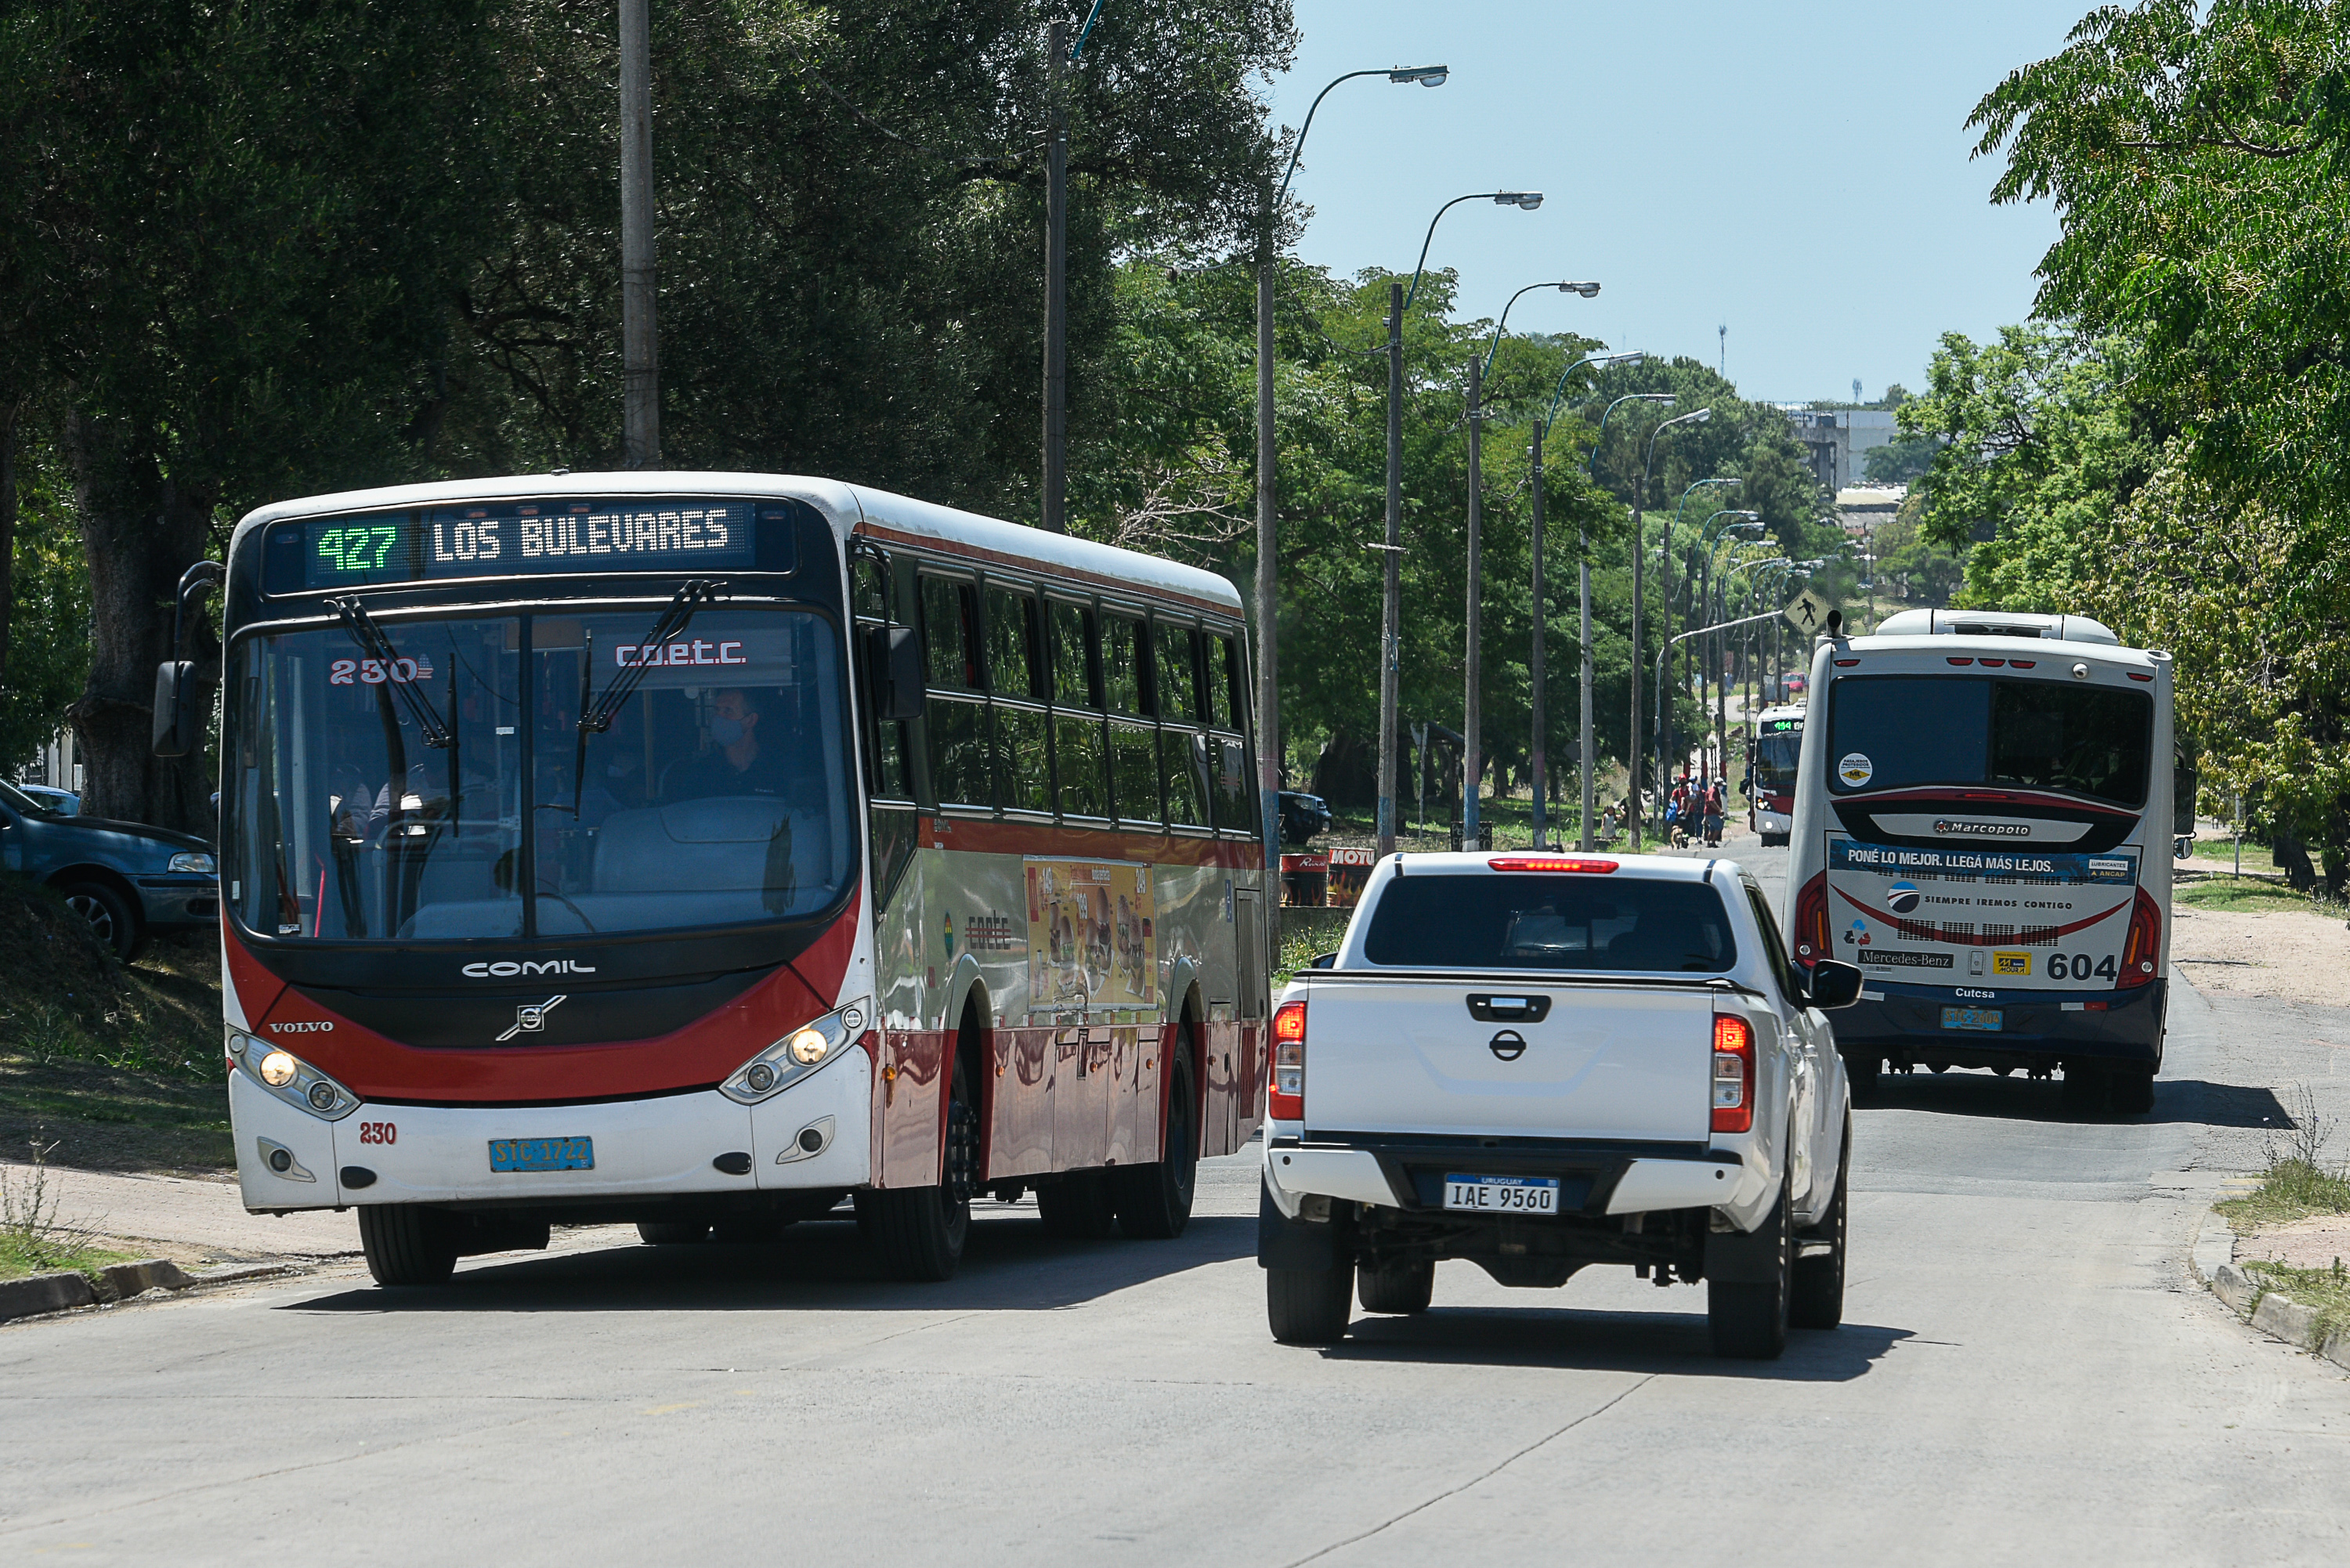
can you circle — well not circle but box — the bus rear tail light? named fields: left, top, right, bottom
left=1268, top=1001, right=1307, bottom=1119
left=1712, top=1015, right=1755, bottom=1134
left=1792, top=872, right=1829, bottom=963
left=2118, top=889, right=2161, bottom=988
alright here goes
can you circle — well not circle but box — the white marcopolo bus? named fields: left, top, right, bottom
left=1749, top=703, right=1805, bottom=847
left=1781, top=609, right=2179, bottom=1115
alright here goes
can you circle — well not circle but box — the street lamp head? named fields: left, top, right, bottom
left=1688, top=408, right=1713, bottom=425
left=1497, top=190, right=1544, bottom=210
left=1390, top=65, right=1449, bottom=86
left=1736, top=510, right=1760, bottom=519
left=1564, top=281, right=1601, bottom=297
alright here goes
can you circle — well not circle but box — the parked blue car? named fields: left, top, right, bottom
left=0, top=779, right=217, bottom=959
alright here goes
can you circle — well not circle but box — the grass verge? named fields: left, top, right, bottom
left=2218, top=1158, right=2350, bottom=1229
left=0, top=1143, right=139, bottom=1282
left=2175, top=878, right=2332, bottom=916
left=2238, top=1258, right=2350, bottom=1349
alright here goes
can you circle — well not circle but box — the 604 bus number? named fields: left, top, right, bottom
left=2044, top=953, right=2120, bottom=981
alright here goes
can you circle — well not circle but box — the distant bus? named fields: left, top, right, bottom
left=179, top=473, right=1271, bottom=1287
left=1748, top=703, right=1804, bottom=846
left=1781, top=609, right=2178, bottom=1115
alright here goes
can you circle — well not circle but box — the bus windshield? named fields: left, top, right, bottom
left=1828, top=674, right=2152, bottom=806
left=226, top=606, right=854, bottom=942
left=1752, top=726, right=1802, bottom=797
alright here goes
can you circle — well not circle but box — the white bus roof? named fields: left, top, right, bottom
left=1871, top=608, right=2118, bottom=645
left=1756, top=704, right=1806, bottom=722
left=228, top=471, right=1246, bottom=620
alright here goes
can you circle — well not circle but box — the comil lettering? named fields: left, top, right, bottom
left=614, top=640, right=747, bottom=669
left=461, top=959, right=599, bottom=979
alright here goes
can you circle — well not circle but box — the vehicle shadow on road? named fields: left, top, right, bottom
left=1325, top=1308, right=1909, bottom=1381
left=284, top=1211, right=1256, bottom=1315
left=1864, top=1071, right=2291, bottom=1128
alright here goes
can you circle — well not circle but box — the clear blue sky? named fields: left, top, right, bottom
left=1262, top=0, right=2077, bottom=403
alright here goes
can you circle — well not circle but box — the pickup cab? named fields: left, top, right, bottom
left=1257, top=851, right=1864, bottom=1359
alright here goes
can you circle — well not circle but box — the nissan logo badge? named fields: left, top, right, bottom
left=1488, top=1029, right=1528, bottom=1062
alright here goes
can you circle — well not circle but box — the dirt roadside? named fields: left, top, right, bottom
left=2171, top=901, right=2350, bottom=1010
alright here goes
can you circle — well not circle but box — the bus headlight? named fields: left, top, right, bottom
left=227, top=1028, right=360, bottom=1121
left=721, top=998, right=870, bottom=1105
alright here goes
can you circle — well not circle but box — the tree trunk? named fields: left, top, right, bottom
left=2273, top=829, right=2318, bottom=892
left=60, top=409, right=216, bottom=835
left=0, top=402, right=16, bottom=688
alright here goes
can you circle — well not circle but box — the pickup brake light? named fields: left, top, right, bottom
left=1269, top=1001, right=1307, bottom=1119
left=1712, top=1015, right=1755, bottom=1134
left=1488, top=856, right=1618, bottom=873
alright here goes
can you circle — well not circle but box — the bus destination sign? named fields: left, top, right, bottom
left=277, top=499, right=761, bottom=590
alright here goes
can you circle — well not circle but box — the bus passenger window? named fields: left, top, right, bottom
left=1208, top=634, right=1240, bottom=732
left=928, top=699, right=992, bottom=810
left=984, top=587, right=1039, bottom=699
left=1212, top=735, right=1253, bottom=833
left=1110, top=722, right=1159, bottom=826
left=1162, top=730, right=1209, bottom=828
left=1101, top=614, right=1148, bottom=715
left=920, top=576, right=978, bottom=692
left=1154, top=623, right=1200, bottom=724
left=1047, top=601, right=1097, bottom=708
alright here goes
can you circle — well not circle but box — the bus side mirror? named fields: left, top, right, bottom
left=863, top=624, right=927, bottom=723
left=2173, top=757, right=2196, bottom=837
left=152, top=660, right=204, bottom=758
left=1805, top=959, right=1863, bottom=1010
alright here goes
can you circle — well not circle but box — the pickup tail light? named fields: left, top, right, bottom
left=1269, top=1001, right=1307, bottom=1119
left=1792, top=872, right=1829, bottom=965
left=2117, top=888, right=2160, bottom=988
left=1488, top=856, right=1618, bottom=874
left=1712, top=1014, right=1755, bottom=1134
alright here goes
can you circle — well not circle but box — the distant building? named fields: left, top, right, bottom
left=1835, top=485, right=1905, bottom=539
left=1781, top=408, right=1900, bottom=493
left=16, top=728, right=81, bottom=795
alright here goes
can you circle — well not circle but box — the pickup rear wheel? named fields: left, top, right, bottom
left=1790, top=1115, right=1849, bottom=1331
left=1708, top=1173, right=1792, bottom=1360
left=1357, top=1258, right=1434, bottom=1315
left=1267, top=1259, right=1354, bottom=1344
left=636, top=1220, right=710, bottom=1245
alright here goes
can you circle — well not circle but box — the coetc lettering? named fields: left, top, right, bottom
left=613, top=640, right=748, bottom=669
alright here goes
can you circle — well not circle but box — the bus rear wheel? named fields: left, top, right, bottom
left=636, top=1219, right=710, bottom=1245
left=2110, top=1067, right=2157, bottom=1117
left=358, top=1205, right=459, bottom=1287
left=1113, top=1047, right=1198, bottom=1239
left=1037, top=1172, right=1118, bottom=1239
left=855, top=1053, right=977, bottom=1281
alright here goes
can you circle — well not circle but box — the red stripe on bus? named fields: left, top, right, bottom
left=1831, top=883, right=2131, bottom=944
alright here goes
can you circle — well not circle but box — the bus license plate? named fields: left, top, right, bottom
left=1443, top=1174, right=1559, bottom=1214
left=489, top=1136, right=595, bottom=1172
left=1940, top=1007, right=2003, bottom=1032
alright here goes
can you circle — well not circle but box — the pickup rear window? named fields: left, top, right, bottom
left=1361, top=874, right=1739, bottom=972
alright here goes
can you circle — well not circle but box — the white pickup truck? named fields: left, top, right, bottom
left=1257, top=851, right=1863, bottom=1359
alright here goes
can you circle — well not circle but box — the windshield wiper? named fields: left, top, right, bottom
left=332, top=598, right=452, bottom=749
left=578, top=579, right=727, bottom=735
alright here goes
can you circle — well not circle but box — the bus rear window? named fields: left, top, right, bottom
left=1828, top=674, right=2151, bottom=805
left=1362, top=875, right=1737, bottom=973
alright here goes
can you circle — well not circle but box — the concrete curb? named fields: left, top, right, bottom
left=2196, top=1209, right=2350, bottom=1375
left=0, top=1270, right=97, bottom=1322
left=1, top=1256, right=315, bottom=1324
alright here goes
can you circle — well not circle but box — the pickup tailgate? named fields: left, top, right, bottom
left=1302, top=978, right=1714, bottom=1142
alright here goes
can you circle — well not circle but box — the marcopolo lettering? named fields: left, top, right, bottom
left=461, top=959, right=600, bottom=979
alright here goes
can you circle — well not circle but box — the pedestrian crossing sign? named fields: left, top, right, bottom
left=1783, top=589, right=1832, bottom=636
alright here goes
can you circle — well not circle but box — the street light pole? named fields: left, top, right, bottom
left=1662, top=507, right=1757, bottom=788
left=1633, top=417, right=1717, bottom=829
left=619, top=0, right=659, bottom=468
left=1578, top=392, right=1672, bottom=850
left=1465, top=281, right=1599, bottom=849
left=1378, top=189, right=1543, bottom=858
left=1254, top=64, right=1446, bottom=870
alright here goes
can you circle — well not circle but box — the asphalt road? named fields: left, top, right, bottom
left=5, top=840, right=2348, bottom=1565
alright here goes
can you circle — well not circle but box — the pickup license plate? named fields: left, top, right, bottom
left=1442, top=1174, right=1559, bottom=1214
left=1940, top=1006, right=2003, bottom=1032
left=489, top=1136, right=595, bottom=1172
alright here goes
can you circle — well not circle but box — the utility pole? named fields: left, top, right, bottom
left=1628, top=477, right=1643, bottom=849
left=1578, top=518, right=1595, bottom=851
left=619, top=0, right=659, bottom=469
left=1376, top=281, right=1404, bottom=857
left=1254, top=188, right=1279, bottom=871
left=1040, top=20, right=1070, bottom=533
left=1528, top=422, right=1549, bottom=849
left=1462, top=354, right=1483, bottom=849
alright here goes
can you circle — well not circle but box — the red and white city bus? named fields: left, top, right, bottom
left=185, top=474, right=1270, bottom=1285
left=1748, top=703, right=1804, bottom=846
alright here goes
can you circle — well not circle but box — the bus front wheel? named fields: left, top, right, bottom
left=358, top=1205, right=459, bottom=1287
left=855, top=1053, right=977, bottom=1281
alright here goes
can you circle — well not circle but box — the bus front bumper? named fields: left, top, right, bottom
left=1827, top=977, right=2165, bottom=1069
left=230, top=1050, right=873, bottom=1213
